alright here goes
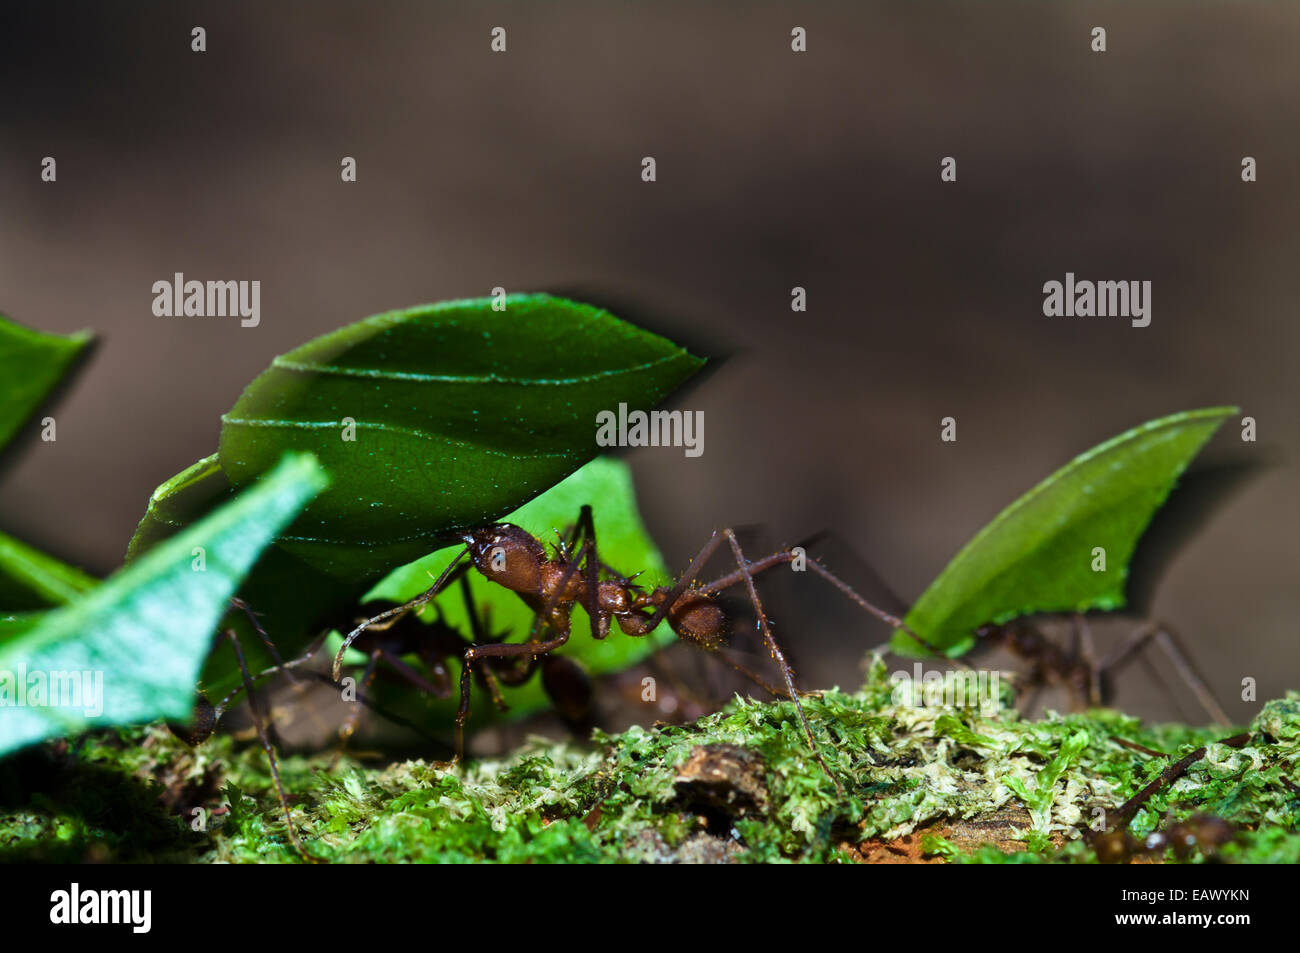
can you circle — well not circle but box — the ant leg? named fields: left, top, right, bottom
left=1098, top=622, right=1230, bottom=726
left=640, top=535, right=950, bottom=661
left=719, top=531, right=843, bottom=792
left=332, top=550, right=471, bottom=680
left=635, top=530, right=729, bottom=634
left=304, top=667, right=446, bottom=746
left=215, top=600, right=311, bottom=717
left=338, top=643, right=455, bottom=749
left=225, top=628, right=316, bottom=863
left=374, top=646, right=449, bottom=697
left=579, top=521, right=942, bottom=670
left=557, top=506, right=629, bottom=589
left=477, top=662, right=512, bottom=712
left=454, top=542, right=592, bottom=760
left=450, top=574, right=514, bottom=711
left=230, top=598, right=286, bottom=667
left=628, top=531, right=856, bottom=787
left=699, top=551, right=954, bottom=661
left=700, top=649, right=794, bottom=699
left=454, top=628, right=573, bottom=761
left=576, top=506, right=606, bottom=641
left=214, top=628, right=330, bottom=721
left=1071, top=614, right=1102, bottom=707
left=558, top=510, right=585, bottom=559
left=555, top=504, right=606, bottom=641
left=336, top=648, right=383, bottom=756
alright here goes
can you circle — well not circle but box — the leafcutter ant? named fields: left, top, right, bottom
left=334, top=505, right=935, bottom=791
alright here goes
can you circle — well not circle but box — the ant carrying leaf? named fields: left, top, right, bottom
left=882, top=407, right=1242, bottom=725
left=334, top=504, right=934, bottom=792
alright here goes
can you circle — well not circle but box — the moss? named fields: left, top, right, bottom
left=1, top=662, right=1296, bottom=863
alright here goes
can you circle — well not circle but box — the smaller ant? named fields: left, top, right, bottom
left=335, top=505, right=932, bottom=791
left=971, top=616, right=1230, bottom=725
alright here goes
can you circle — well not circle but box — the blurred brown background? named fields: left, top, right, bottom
left=0, top=2, right=1295, bottom=724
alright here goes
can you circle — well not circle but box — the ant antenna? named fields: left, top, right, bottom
left=332, top=548, right=470, bottom=681
left=225, top=628, right=319, bottom=863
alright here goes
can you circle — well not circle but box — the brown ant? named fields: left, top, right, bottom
left=334, top=505, right=933, bottom=791
left=969, top=616, right=1230, bottom=725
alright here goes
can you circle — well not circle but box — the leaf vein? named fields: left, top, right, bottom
left=269, top=353, right=684, bottom=386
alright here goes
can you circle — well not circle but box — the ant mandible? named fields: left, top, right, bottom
left=333, top=504, right=932, bottom=790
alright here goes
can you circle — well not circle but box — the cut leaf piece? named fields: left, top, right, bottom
left=217, top=294, right=704, bottom=581
left=0, top=453, right=327, bottom=759
left=891, top=407, right=1238, bottom=657
left=0, top=529, right=98, bottom=611
left=0, top=313, right=92, bottom=454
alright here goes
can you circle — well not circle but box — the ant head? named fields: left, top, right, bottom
left=462, top=524, right=547, bottom=593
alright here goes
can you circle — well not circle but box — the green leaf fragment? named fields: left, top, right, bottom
left=0, top=313, right=92, bottom=454
left=217, top=294, right=704, bottom=581
left=0, top=529, right=98, bottom=611
left=892, top=407, right=1238, bottom=657
left=0, top=453, right=328, bottom=758
left=124, top=453, right=357, bottom=700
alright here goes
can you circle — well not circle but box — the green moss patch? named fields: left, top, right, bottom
left=2, top=663, right=1296, bottom=864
